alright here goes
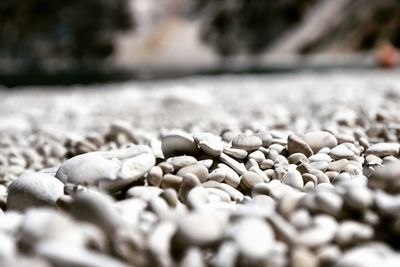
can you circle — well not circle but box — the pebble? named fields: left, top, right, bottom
left=193, top=132, right=224, bottom=156
left=329, top=144, right=355, bottom=159
left=231, top=134, right=262, bottom=152
left=167, top=156, right=197, bottom=170
left=55, top=153, right=120, bottom=185
left=7, top=173, right=64, bottom=211
left=147, top=166, right=163, bottom=187
left=223, top=147, right=248, bottom=159
left=176, top=164, right=208, bottom=183
left=365, top=142, right=400, bottom=157
left=287, top=134, right=313, bottom=157
left=282, top=170, right=304, bottom=190
left=219, top=153, right=247, bottom=175
left=302, top=131, right=338, bottom=153
left=240, top=171, right=264, bottom=191
left=161, top=130, right=199, bottom=157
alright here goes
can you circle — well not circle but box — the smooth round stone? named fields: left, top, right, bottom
left=55, top=153, right=120, bottom=185
left=117, top=153, right=155, bottom=180
left=161, top=174, right=183, bottom=191
left=288, top=153, right=308, bottom=165
left=231, top=218, right=274, bottom=260
left=329, top=144, right=355, bottom=160
left=309, top=153, right=332, bottom=162
left=335, top=221, right=373, bottom=246
left=161, top=130, right=199, bottom=157
left=177, top=164, right=208, bottom=183
left=296, top=215, right=338, bottom=248
left=208, top=168, right=226, bottom=182
left=198, top=159, right=213, bottom=169
left=193, top=132, right=224, bottom=156
left=240, top=172, right=264, bottom=191
left=287, top=134, right=313, bottom=157
left=336, top=245, right=391, bottom=267
left=167, top=156, right=197, bottom=171
left=260, top=159, right=274, bottom=169
left=282, top=170, right=304, bottom=190
left=7, top=173, right=64, bottom=211
left=343, top=186, right=373, bottom=210
left=126, top=186, right=163, bottom=201
left=175, top=211, right=225, bottom=247
left=147, top=166, right=163, bottom=187
left=290, top=209, right=312, bottom=231
left=219, top=153, right=247, bottom=175
left=315, top=191, right=343, bottom=216
left=99, top=145, right=152, bottom=160
left=310, top=161, right=328, bottom=172
left=291, top=247, right=318, bottom=267
left=203, top=180, right=244, bottom=202
left=327, top=159, right=348, bottom=172
left=302, top=131, right=338, bottom=154
left=223, top=147, right=248, bottom=159
left=248, top=151, right=265, bottom=164
left=178, top=173, right=201, bottom=202
left=218, top=164, right=241, bottom=188
left=158, top=162, right=174, bottom=174
left=70, top=191, right=120, bottom=233
left=365, top=143, right=400, bottom=157
left=231, top=134, right=262, bottom=152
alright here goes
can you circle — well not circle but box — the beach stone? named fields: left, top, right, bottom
left=296, top=215, right=338, bottom=248
left=7, top=173, right=64, bottom=211
left=327, top=159, right=348, bottom=172
left=126, top=186, right=163, bottom=201
left=231, top=134, right=262, bottom=152
left=55, top=153, right=120, bottom=185
left=177, top=164, right=208, bottom=183
left=117, top=153, right=155, bottom=180
left=161, top=174, right=183, bottom=191
left=240, top=171, right=264, bottom=191
left=219, top=153, right=247, bottom=175
left=287, top=134, right=313, bottom=157
left=343, top=186, right=373, bottom=210
left=315, top=191, right=343, bottom=216
left=291, top=247, right=318, bottom=267
left=365, top=143, right=400, bottom=157
left=208, top=168, right=226, bottom=182
left=147, top=166, right=163, bottom=187
left=309, top=153, right=332, bottom=162
left=167, top=156, right=197, bottom=171
left=223, top=147, right=248, bottom=159
left=335, top=221, right=373, bottom=246
left=288, top=153, right=308, bottom=165
left=329, top=144, right=355, bottom=159
left=302, top=131, right=338, bottom=153
left=193, top=132, right=224, bottom=156
left=161, top=130, right=199, bottom=157
left=174, top=211, right=225, bottom=247
left=231, top=217, right=274, bottom=261
left=282, top=170, right=304, bottom=190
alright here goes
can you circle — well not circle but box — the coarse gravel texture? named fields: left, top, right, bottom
left=1, top=70, right=400, bottom=267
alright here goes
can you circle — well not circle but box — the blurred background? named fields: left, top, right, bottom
left=0, top=0, right=399, bottom=86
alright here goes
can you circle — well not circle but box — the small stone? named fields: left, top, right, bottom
left=193, top=132, right=224, bottom=156
left=117, top=153, right=155, bottom=180
left=177, top=164, right=208, bottom=183
left=208, top=168, right=226, bottom=182
left=315, top=191, right=343, bottom=216
left=327, top=159, right=348, bottom=172
left=167, top=156, right=197, bottom=171
left=240, top=171, right=264, bottom=191
left=161, top=130, right=199, bottom=157
left=161, top=174, right=183, bottom=191
left=55, top=153, right=120, bottom=185
left=365, top=143, right=400, bottom=157
left=287, top=134, right=313, bottom=157
left=230, top=217, right=274, bottom=261
left=126, top=186, right=163, bottom=201
left=231, top=134, right=262, bottom=152
left=219, top=153, right=247, bottom=175
left=329, top=144, right=355, bottom=160
left=291, top=247, right=318, bottom=267
left=288, top=153, right=308, bottom=165
left=223, top=147, right=248, bottom=159
left=302, top=131, right=338, bottom=154
left=147, top=166, right=163, bottom=187
left=296, top=215, right=338, bottom=248
left=309, top=153, right=332, bottom=162
left=343, top=186, right=373, bottom=210
left=282, top=170, right=304, bottom=190
left=7, top=173, right=64, bottom=211
left=335, top=221, right=373, bottom=247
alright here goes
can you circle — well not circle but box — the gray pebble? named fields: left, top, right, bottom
left=302, top=131, right=338, bottom=154
left=177, top=164, right=208, bottom=183
left=282, top=170, right=304, bottom=190
left=231, top=134, right=262, bottom=152
left=287, top=134, right=313, bottom=157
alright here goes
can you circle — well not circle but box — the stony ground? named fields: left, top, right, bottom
left=1, top=70, right=400, bottom=267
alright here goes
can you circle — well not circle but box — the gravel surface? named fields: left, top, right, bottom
left=1, top=70, right=400, bottom=267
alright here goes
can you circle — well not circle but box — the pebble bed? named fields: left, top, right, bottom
left=1, top=71, right=400, bottom=267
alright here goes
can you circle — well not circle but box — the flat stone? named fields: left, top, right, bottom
left=117, top=153, right=155, bottom=180
left=193, top=132, right=224, bottom=156
left=329, top=144, right=355, bottom=160
left=223, top=147, right=248, bottom=159
left=7, top=173, right=64, bottom=211
left=55, top=153, right=120, bottom=185
left=147, top=166, right=163, bottom=187
left=287, top=134, right=313, bottom=157
left=302, top=131, right=338, bottom=154
left=219, top=153, right=247, bottom=175
left=365, top=143, right=400, bottom=157
left=218, top=164, right=241, bottom=188
left=231, top=134, right=262, bottom=152
left=327, top=159, right=348, bottom=172
left=296, top=215, right=338, bottom=248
